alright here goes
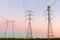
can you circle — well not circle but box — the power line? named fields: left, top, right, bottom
left=38, top=0, right=48, bottom=15
left=51, top=0, right=60, bottom=13
left=27, top=0, right=29, bottom=9
left=50, top=0, right=58, bottom=7
left=22, top=0, right=25, bottom=10
left=22, top=0, right=29, bottom=10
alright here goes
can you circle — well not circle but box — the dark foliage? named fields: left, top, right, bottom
left=0, top=38, right=60, bottom=40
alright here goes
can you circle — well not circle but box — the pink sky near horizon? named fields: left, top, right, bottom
left=0, top=19, right=60, bottom=37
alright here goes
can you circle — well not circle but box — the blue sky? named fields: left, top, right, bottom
left=0, top=0, right=60, bottom=38
left=0, top=0, right=60, bottom=21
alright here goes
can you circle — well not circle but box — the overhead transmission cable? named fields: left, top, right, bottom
left=50, top=0, right=58, bottom=7
left=50, top=0, right=59, bottom=18
left=27, top=0, right=29, bottom=9
left=22, top=0, right=29, bottom=10
left=38, top=0, right=48, bottom=15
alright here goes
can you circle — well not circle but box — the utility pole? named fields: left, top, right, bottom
left=47, top=6, right=54, bottom=39
left=25, top=10, right=33, bottom=38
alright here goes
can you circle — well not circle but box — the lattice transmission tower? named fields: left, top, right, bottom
left=47, top=6, right=54, bottom=38
left=25, top=10, right=33, bottom=38
left=11, top=21, right=14, bottom=38
left=4, top=21, right=14, bottom=38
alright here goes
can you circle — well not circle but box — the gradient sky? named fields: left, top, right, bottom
left=0, top=0, right=60, bottom=38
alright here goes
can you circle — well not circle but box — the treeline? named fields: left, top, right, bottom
left=0, top=38, right=60, bottom=40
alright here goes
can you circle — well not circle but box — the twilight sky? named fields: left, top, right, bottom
left=0, top=0, right=60, bottom=38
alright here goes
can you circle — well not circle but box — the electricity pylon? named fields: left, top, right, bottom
left=4, top=20, right=14, bottom=38
left=47, top=6, right=54, bottom=39
left=4, top=20, right=9, bottom=38
left=25, top=10, right=33, bottom=38
left=11, top=21, right=14, bottom=38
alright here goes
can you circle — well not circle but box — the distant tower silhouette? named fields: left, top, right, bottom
left=11, top=21, right=14, bottom=38
left=4, top=20, right=9, bottom=38
left=4, top=21, right=14, bottom=38
left=25, top=10, right=33, bottom=38
left=47, top=6, right=54, bottom=38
